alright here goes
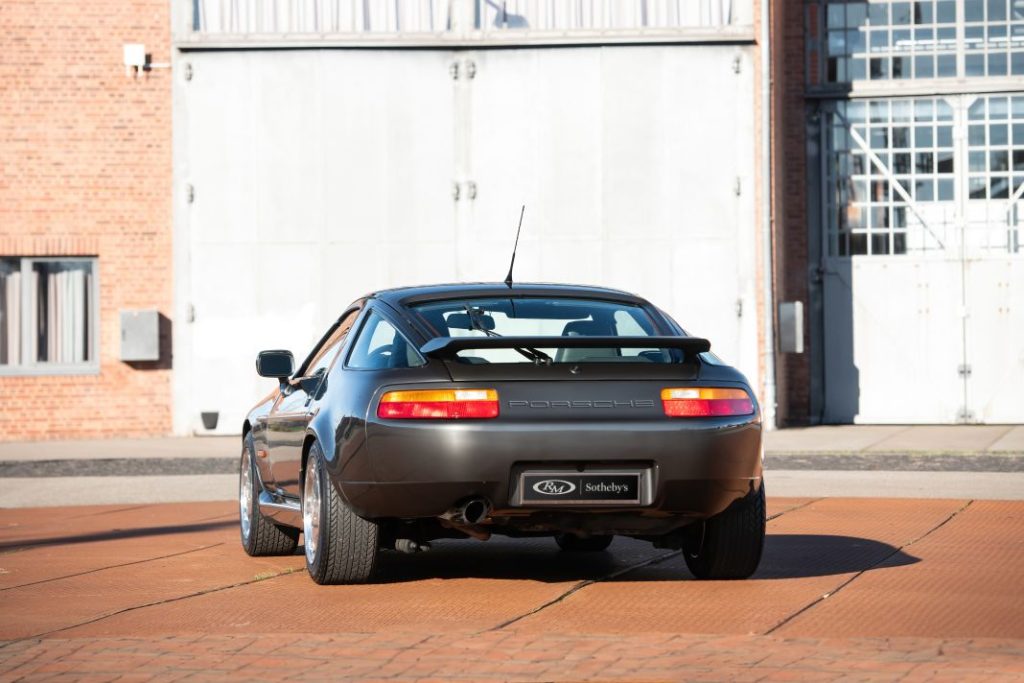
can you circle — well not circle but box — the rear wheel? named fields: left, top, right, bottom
left=555, top=533, right=614, bottom=552
left=239, top=435, right=299, bottom=556
left=683, top=483, right=765, bottom=580
left=303, top=441, right=379, bottom=584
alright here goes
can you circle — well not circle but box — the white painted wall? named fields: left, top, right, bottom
left=173, top=45, right=758, bottom=434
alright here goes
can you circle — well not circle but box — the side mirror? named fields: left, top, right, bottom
left=256, top=350, right=294, bottom=379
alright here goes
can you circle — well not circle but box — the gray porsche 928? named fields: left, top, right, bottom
left=239, top=283, right=764, bottom=584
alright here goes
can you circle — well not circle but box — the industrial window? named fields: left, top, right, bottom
left=0, top=257, right=98, bottom=373
left=807, top=0, right=1024, bottom=85
left=823, top=98, right=957, bottom=255
left=966, top=95, right=1024, bottom=200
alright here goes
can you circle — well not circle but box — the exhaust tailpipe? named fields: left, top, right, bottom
left=439, top=498, right=492, bottom=540
left=443, top=497, right=491, bottom=525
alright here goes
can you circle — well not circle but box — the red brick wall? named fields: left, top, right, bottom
left=773, top=0, right=812, bottom=425
left=0, top=1, right=172, bottom=440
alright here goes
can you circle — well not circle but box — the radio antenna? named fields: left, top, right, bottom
left=503, top=205, right=525, bottom=288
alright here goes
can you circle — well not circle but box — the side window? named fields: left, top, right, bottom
left=347, top=311, right=425, bottom=370
left=304, top=309, right=359, bottom=377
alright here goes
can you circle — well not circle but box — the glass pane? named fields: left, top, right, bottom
left=0, top=259, right=21, bottom=366
left=916, top=152, right=935, bottom=172
left=970, top=176, right=988, bottom=198
left=938, top=178, right=955, bottom=200
left=935, top=0, right=956, bottom=22
left=915, top=55, right=935, bottom=77
left=989, top=52, right=1009, bottom=75
left=968, top=98, right=987, bottom=120
left=966, top=53, right=986, bottom=76
left=991, top=150, right=1010, bottom=171
left=991, top=176, right=1010, bottom=198
left=970, top=150, right=988, bottom=171
left=991, top=123, right=1009, bottom=145
left=937, top=125, right=954, bottom=146
left=966, top=0, right=985, bottom=21
left=870, top=2, right=889, bottom=24
left=969, top=124, right=987, bottom=145
left=988, top=0, right=1008, bottom=20
left=990, top=97, right=1009, bottom=119
left=937, top=151, right=955, bottom=173
left=847, top=3, right=868, bottom=26
left=895, top=152, right=913, bottom=173
left=894, top=231, right=908, bottom=254
left=871, top=233, right=890, bottom=254
left=893, top=206, right=908, bottom=227
left=936, top=54, right=957, bottom=76
left=893, top=2, right=913, bottom=24
left=827, top=3, right=846, bottom=28
left=29, top=260, right=95, bottom=365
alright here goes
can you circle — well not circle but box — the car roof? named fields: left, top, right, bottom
left=369, top=282, right=650, bottom=308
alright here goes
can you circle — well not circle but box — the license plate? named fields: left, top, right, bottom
left=519, top=471, right=642, bottom=505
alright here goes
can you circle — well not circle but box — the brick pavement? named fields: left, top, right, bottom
left=1, top=497, right=1022, bottom=681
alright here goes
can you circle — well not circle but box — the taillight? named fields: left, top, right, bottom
left=661, top=388, right=754, bottom=417
left=377, top=389, right=499, bottom=419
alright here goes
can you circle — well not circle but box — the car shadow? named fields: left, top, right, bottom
left=324, top=533, right=920, bottom=584
left=0, top=518, right=237, bottom=551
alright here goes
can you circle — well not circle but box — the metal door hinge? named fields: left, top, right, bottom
left=732, top=56, right=742, bottom=74
left=185, top=183, right=195, bottom=204
left=183, top=62, right=193, bottom=81
left=958, top=364, right=972, bottom=378
left=453, top=181, right=477, bottom=201
left=957, top=408, right=975, bottom=423
left=735, top=299, right=743, bottom=318
left=450, top=60, right=476, bottom=80
left=733, top=177, right=742, bottom=196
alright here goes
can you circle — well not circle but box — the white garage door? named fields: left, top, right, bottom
left=174, top=46, right=758, bottom=434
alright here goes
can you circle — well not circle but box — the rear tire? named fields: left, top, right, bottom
left=555, top=533, right=614, bottom=552
left=683, top=483, right=765, bottom=580
left=303, top=441, right=379, bottom=584
left=239, top=435, right=299, bottom=557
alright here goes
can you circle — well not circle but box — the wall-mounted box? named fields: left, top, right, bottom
left=778, top=301, right=804, bottom=354
left=120, top=309, right=160, bottom=361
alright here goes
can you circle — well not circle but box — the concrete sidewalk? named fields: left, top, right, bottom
left=0, top=425, right=1021, bottom=462
left=765, top=424, right=1024, bottom=455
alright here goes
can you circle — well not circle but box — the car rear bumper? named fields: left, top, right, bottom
left=336, top=415, right=762, bottom=528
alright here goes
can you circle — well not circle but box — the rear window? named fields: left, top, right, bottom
left=411, top=297, right=679, bottom=364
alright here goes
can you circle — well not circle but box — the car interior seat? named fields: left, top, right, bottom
left=554, top=320, right=620, bottom=363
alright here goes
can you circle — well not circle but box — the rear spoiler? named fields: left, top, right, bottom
left=419, top=335, right=711, bottom=360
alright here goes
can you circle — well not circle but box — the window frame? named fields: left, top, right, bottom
left=0, top=256, right=100, bottom=377
left=294, top=305, right=363, bottom=380
left=344, top=306, right=426, bottom=371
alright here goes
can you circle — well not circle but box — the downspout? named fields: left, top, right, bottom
left=759, top=0, right=778, bottom=429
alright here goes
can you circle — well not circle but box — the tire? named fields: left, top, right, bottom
left=683, top=483, right=766, bottom=580
left=555, top=533, right=614, bottom=552
left=239, top=435, right=300, bottom=557
left=303, top=441, right=379, bottom=584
